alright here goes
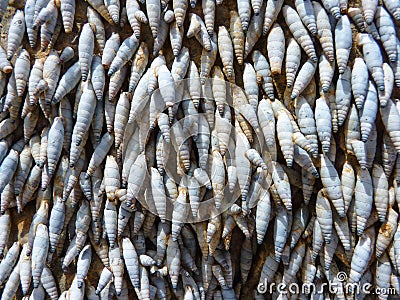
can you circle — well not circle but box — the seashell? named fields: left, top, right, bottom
left=0, top=0, right=398, bottom=298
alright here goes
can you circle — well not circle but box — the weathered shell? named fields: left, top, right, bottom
left=335, top=15, right=352, bottom=74
left=361, top=0, right=378, bottom=24
left=267, top=24, right=285, bottom=75
left=102, top=33, right=120, bottom=68
left=104, top=0, right=120, bottom=23
left=24, top=0, right=38, bottom=48
left=252, top=50, right=275, bottom=100
left=274, top=207, right=288, bottom=262
left=90, top=56, right=105, bottom=102
left=60, top=0, right=75, bottom=33
left=318, top=53, right=334, bottom=93
left=321, top=0, right=341, bottom=19
left=284, top=38, right=301, bottom=89
left=109, top=34, right=139, bottom=76
left=228, top=12, right=244, bottom=66
left=383, top=0, right=400, bottom=21
left=380, top=99, right=400, bottom=154
left=263, top=0, right=283, bottom=35
left=14, top=50, right=30, bottom=97
left=355, top=169, right=373, bottom=236
left=201, top=0, right=215, bottom=36
left=358, top=33, right=385, bottom=91
left=200, top=34, right=217, bottom=84
left=375, top=6, right=397, bottom=63
left=7, top=10, right=25, bottom=60
left=291, top=59, right=317, bottom=99
left=46, top=117, right=64, bottom=179
left=315, top=96, right=332, bottom=153
left=218, top=26, right=234, bottom=80
left=34, top=0, right=59, bottom=50
left=173, top=0, right=186, bottom=28
left=32, top=224, right=49, bottom=287
left=53, top=62, right=81, bottom=104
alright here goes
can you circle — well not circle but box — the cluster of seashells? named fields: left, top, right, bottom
left=0, top=0, right=399, bottom=298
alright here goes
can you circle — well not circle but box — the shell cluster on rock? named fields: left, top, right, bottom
left=0, top=0, right=399, bottom=298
